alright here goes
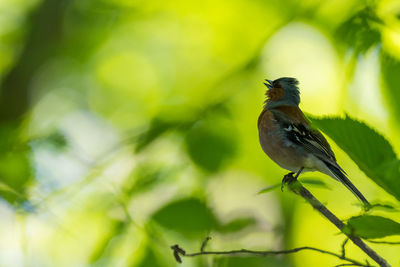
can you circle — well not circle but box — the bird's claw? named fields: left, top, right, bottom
left=281, top=172, right=296, bottom=191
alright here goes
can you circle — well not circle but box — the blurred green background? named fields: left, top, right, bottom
left=1, top=0, right=400, bottom=266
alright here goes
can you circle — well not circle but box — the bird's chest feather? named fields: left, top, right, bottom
left=257, top=110, right=305, bottom=171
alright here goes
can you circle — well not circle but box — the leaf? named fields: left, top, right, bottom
left=135, top=102, right=230, bottom=153
left=344, top=215, right=400, bottom=238
left=36, top=131, right=68, bottom=150
left=301, top=178, right=330, bottom=188
left=185, top=119, right=237, bottom=172
left=152, top=198, right=218, bottom=236
left=368, top=202, right=399, bottom=212
left=0, top=124, right=32, bottom=205
left=309, top=115, right=400, bottom=201
left=258, top=178, right=328, bottom=194
left=380, top=52, right=400, bottom=126
left=135, top=117, right=180, bottom=153
left=258, top=184, right=280, bottom=194
left=125, top=164, right=179, bottom=196
left=335, top=6, right=381, bottom=55
left=136, top=246, right=164, bottom=267
left=216, top=217, right=257, bottom=233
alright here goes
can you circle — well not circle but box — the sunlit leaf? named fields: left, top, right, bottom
left=344, top=215, right=400, bottom=238
left=152, top=198, right=218, bottom=236
left=309, top=115, right=400, bottom=201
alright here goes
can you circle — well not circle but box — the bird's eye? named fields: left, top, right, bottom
left=273, top=81, right=281, bottom=88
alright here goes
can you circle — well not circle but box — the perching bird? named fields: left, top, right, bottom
left=258, top=77, right=369, bottom=204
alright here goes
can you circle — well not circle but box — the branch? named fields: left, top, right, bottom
left=170, top=239, right=369, bottom=266
left=284, top=174, right=390, bottom=267
left=366, top=240, right=400, bottom=245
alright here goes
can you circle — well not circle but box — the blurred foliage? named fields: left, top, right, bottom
left=152, top=198, right=218, bottom=237
left=185, top=118, right=237, bottom=172
left=0, top=0, right=400, bottom=266
left=336, top=6, right=382, bottom=56
left=152, top=197, right=255, bottom=238
left=0, top=125, right=31, bottom=203
left=380, top=52, right=400, bottom=126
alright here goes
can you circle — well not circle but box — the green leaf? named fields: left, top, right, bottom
left=0, top=124, right=32, bottom=205
left=381, top=52, right=400, bottom=126
left=135, top=117, right=180, bottom=153
left=216, top=217, right=257, bottom=233
left=309, top=115, right=400, bottom=201
left=152, top=198, right=218, bottom=236
left=335, top=6, right=381, bottom=55
left=35, top=131, right=68, bottom=150
left=368, top=203, right=399, bottom=212
left=135, top=246, right=164, bottom=267
left=258, top=184, right=280, bottom=194
left=135, top=102, right=230, bottom=153
left=125, top=164, right=180, bottom=196
left=301, top=178, right=329, bottom=188
left=344, top=215, right=400, bottom=238
left=258, top=179, right=328, bottom=194
left=185, top=119, right=237, bottom=172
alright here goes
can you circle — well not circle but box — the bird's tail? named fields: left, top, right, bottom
left=325, top=162, right=369, bottom=205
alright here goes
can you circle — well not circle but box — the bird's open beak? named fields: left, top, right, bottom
left=264, top=79, right=273, bottom=90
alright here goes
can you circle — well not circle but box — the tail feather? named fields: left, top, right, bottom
left=325, top=162, right=369, bottom=205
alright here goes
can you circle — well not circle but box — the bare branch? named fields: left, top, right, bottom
left=366, top=240, right=400, bottom=245
left=335, top=264, right=366, bottom=267
left=170, top=174, right=391, bottom=266
left=170, top=243, right=369, bottom=266
left=284, top=174, right=390, bottom=267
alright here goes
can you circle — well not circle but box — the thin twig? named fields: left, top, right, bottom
left=335, top=264, right=365, bottom=267
left=170, top=243, right=369, bottom=266
left=341, top=238, right=349, bottom=259
left=284, top=174, right=390, bottom=267
left=366, top=240, right=400, bottom=245
left=200, top=236, right=211, bottom=252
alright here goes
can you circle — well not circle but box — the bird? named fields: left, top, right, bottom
left=257, top=77, right=369, bottom=205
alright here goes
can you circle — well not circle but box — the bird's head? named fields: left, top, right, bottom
left=264, top=77, right=300, bottom=108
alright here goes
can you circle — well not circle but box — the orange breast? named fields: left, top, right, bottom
left=257, top=108, right=307, bottom=172
left=266, top=87, right=284, bottom=101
